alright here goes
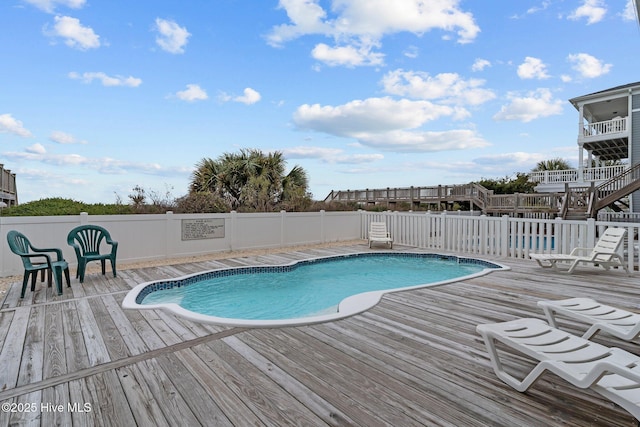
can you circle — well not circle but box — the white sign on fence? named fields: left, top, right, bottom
left=181, top=218, right=225, bottom=240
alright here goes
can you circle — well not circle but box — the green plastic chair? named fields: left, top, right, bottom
left=6, top=230, right=71, bottom=298
left=67, top=225, right=118, bottom=283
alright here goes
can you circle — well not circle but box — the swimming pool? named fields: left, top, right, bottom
left=122, top=252, right=509, bottom=327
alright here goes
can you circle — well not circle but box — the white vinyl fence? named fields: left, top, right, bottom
left=362, top=211, right=640, bottom=273
left=0, top=210, right=361, bottom=277
left=2, top=210, right=638, bottom=278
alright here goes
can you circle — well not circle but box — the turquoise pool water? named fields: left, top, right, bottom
left=136, top=253, right=500, bottom=322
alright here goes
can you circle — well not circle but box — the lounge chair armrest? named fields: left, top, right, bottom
left=568, top=247, right=591, bottom=256
left=587, top=251, right=621, bottom=261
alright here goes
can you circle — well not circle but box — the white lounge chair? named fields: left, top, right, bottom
left=368, top=222, right=392, bottom=249
left=529, top=227, right=628, bottom=274
left=538, top=297, right=640, bottom=341
left=476, top=318, right=640, bottom=421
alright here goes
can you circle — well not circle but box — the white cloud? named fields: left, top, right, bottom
left=175, top=84, right=208, bottom=102
left=3, top=147, right=184, bottom=177
left=293, top=97, right=489, bottom=152
left=50, top=130, right=87, bottom=144
left=0, top=114, right=33, bottom=137
left=381, top=69, right=495, bottom=107
left=218, top=88, right=261, bottom=105
left=68, top=71, right=142, bottom=87
left=311, top=42, right=384, bottom=67
left=470, top=151, right=576, bottom=176
left=46, top=15, right=100, bottom=50
left=267, top=0, right=331, bottom=46
left=517, top=57, right=550, bottom=79
left=493, top=88, right=563, bottom=122
left=295, top=97, right=451, bottom=133
left=471, top=58, right=491, bottom=72
left=26, top=143, right=47, bottom=154
left=622, top=0, right=637, bottom=21
left=473, top=152, right=547, bottom=167
left=355, top=129, right=489, bottom=152
left=267, top=0, right=480, bottom=67
left=568, top=0, right=607, bottom=24
left=283, top=146, right=384, bottom=164
left=234, top=88, right=261, bottom=105
left=24, top=0, right=85, bottom=13
left=155, top=18, right=190, bottom=54
left=403, top=45, right=419, bottom=59
left=524, top=1, right=551, bottom=16
left=567, top=53, right=612, bottom=78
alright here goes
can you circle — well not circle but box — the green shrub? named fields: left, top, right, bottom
left=1, top=198, right=133, bottom=216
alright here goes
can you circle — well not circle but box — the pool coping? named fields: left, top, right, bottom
left=121, top=251, right=510, bottom=328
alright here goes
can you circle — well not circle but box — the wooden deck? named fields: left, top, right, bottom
left=1, top=243, right=639, bottom=426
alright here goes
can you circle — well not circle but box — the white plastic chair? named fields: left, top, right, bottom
left=538, top=297, right=640, bottom=341
left=529, top=227, right=628, bottom=274
left=368, top=222, right=392, bottom=249
left=477, top=317, right=640, bottom=421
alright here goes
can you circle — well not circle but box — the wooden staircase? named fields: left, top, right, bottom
left=560, top=163, right=640, bottom=219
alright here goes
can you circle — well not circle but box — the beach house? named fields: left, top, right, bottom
left=530, top=82, right=640, bottom=218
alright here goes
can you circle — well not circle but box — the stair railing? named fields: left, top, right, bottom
left=594, top=163, right=640, bottom=210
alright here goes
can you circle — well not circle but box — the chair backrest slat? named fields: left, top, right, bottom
left=591, top=228, right=626, bottom=261
left=7, top=230, right=38, bottom=269
left=369, top=222, right=389, bottom=238
left=67, top=225, right=111, bottom=256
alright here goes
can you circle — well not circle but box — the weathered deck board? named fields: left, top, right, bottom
left=0, top=244, right=639, bottom=426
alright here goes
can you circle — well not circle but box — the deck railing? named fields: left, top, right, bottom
left=529, top=165, right=627, bottom=185
left=583, top=116, right=627, bottom=137
left=598, top=211, right=640, bottom=222
left=324, top=183, right=492, bottom=210
left=486, top=193, right=562, bottom=212
left=0, top=164, right=17, bottom=206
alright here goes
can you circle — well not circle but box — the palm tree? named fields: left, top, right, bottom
left=190, top=149, right=311, bottom=212
left=532, top=158, right=572, bottom=171
left=281, top=165, right=310, bottom=210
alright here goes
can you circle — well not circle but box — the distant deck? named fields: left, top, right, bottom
left=325, top=185, right=563, bottom=217
left=0, top=164, right=17, bottom=207
left=0, top=243, right=638, bottom=426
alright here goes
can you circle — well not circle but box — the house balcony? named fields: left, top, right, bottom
left=530, top=164, right=628, bottom=192
left=579, top=116, right=629, bottom=163
left=581, top=116, right=628, bottom=140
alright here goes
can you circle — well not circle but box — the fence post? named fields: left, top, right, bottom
left=440, top=211, right=447, bottom=250
left=230, top=211, right=237, bottom=251
left=79, top=211, right=89, bottom=225
left=554, top=217, right=564, bottom=254
left=165, top=211, right=174, bottom=259
left=500, top=215, right=509, bottom=257
left=586, top=217, right=596, bottom=248
left=320, top=210, right=326, bottom=243
left=280, top=210, right=286, bottom=247
left=480, top=214, right=487, bottom=255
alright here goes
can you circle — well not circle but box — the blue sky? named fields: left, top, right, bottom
left=1, top=0, right=639, bottom=204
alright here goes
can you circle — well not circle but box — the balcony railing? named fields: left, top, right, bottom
left=529, top=165, right=627, bottom=185
left=583, top=116, right=627, bottom=137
